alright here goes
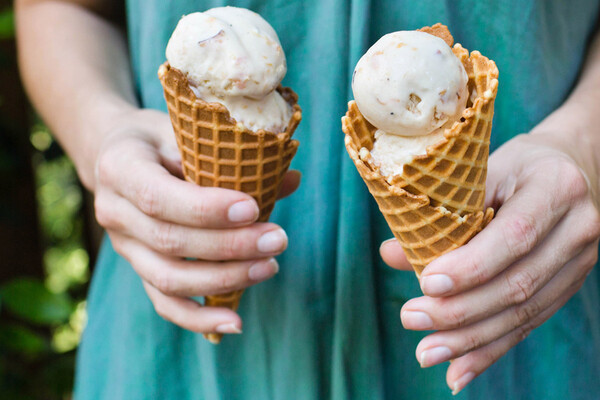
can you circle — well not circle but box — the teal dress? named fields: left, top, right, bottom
left=75, top=1, right=600, bottom=399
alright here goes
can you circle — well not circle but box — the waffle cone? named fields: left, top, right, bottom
left=342, top=24, right=497, bottom=275
left=158, top=63, right=301, bottom=343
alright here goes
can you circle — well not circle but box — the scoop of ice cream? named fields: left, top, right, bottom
left=370, top=129, right=446, bottom=176
left=352, top=30, right=468, bottom=137
left=166, top=7, right=292, bottom=133
left=166, top=7, right=286, bottom=99
left=191, top=84, right=292, bottom=133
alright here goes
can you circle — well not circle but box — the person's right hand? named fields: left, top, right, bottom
left=92, top=108, right=300, bottom=335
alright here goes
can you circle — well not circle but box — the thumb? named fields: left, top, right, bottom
left=277, top=170, right=302, bottom=199
left=380, top=238, right=413, bottom=271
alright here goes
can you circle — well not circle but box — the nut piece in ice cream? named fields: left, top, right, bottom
left=352, top=30, right=468, bottom=137
left=351, top=30, right=470, bottom=176
left=165, top=7, right=292, bottom=133
left=166, top=7, right=285, bottom=98
left=342, top=23, right=498, bottom=275
left=159, top=6, right=302, bottom=344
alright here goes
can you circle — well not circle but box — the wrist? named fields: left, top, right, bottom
left=72, top=96, right=139, bottom=191
left=529, top=101, right=600, bottom=208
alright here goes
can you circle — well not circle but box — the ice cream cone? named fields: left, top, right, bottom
left=342, top=25, right=497, bottom=276
left=158, top=62, right=301, bottom=343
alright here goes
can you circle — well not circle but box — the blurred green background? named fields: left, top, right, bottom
left=0, top=2, right=98, bottom=398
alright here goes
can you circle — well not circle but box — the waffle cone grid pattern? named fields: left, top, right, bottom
left=159, top=63, right=301, bottom=342
left=203, top=289, right=245, bottom=344
left=159, top=64, right=300, bottom=221
left=342, top=25, right=497, bottom=275
left=395, top=43, right=498, bottom=215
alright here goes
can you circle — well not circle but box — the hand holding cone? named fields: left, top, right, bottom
left=159, top=63, right=301, bottom=343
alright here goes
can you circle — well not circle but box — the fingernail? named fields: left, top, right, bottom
left=401, top=311, right=434, bottom=330
left=381, top=238, right=396, bottom=245
left=420, top=346, right=452, bottom=367
left=215, top=323, right=242, bottom=334
left=257, top=229, right=287, bottom=253
left=452, top=372, right=475, bottom=395
left=288, top=170, right=302, bottom=179
left=248, top=258, right=279, bottom=281
left=228, top=200, right=258, bottom=223
left=421, top=274, right=454, bottom=296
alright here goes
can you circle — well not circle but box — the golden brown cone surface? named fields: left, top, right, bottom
left=342, top=24, right=497, bottom=275
left=158, top=63, right=301, bottom=343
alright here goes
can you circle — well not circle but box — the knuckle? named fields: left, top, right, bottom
left=560, top=161, right=590, bottom=201
left=481, top=349, right=498, bottom=368
left=94, top=195, right=115, bottom=229
left=189, top=196, right=213, bottom=226
left=573, top=277, right=587, bottom=292
left=585, top=248, right=599, bottom=269
left=465, top=254, right=489, bottom=286
left=501, top=213, right=538, bottom=261
left=218, top=233, right=246, bottom=259
left=506, top=269, right=537, bottom=305
left=513, top=298, right=542, bottom=326
left=152, top=223, right=182, bottom=255
left=514, top=324, right=533, bottom=344
left=464, top=332, right=483, bottom=352
left=108, top=232, right=126, bottom=255
left=137, top=183, right=162, bottom=217
left=152, top=299, right=170, bottom=321
left=95, top=151, right=118, bottom=186
left=151, top=268, right=176, bottom=296
left=581, top=207, right=600, bottom=242
left=443, top=301, right=468, bottom=328
left=212, top=270, right=238, bottom=294
left=576, top=247, right=598, bottom=279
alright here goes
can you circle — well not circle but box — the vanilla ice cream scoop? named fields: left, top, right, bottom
left=166, top=7, right=286, bottom=99
left=352, top=31, right=468, bottom=137
left=166, top=7, right=292, bottom=132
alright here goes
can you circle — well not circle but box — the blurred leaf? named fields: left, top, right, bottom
left=41, top=353, right=76, bottom=398
left=0, top=323, right=47, bottom=356
left=30, top=128, right=53, bottom=152
left=0, top=8, right=14, bottom=40
left=52, top=300, right=87, bottom=353
left=45, top=247, right=89, bottom=292
left=0, top=278, right=73, bottom=325
left=36, top=155, right=83, bottom=244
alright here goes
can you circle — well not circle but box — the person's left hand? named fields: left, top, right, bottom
left=380, top=130, right=600, bottom=394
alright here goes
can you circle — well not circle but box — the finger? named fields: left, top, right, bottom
left=97, top=190, right=287, bottom=260
left=380, top=239, right=413, bottom=271
left=277, top=170, right=301, bottom=199
left=143, top=281, right=243, bottom=334
left=160, top=147, right=184, bottom=180
left=415, top=244, right=596, bottom=367
left=420, top=172, right=571, bottom=297
left=96, top=143, right=260, bottom=228
left=401, top=209, right=596, bottom=331
left=445, top=276, right=585, bottom=395
left=149, top=110, right=183, bottom=176
left=109, top=231, right=280, bottom=297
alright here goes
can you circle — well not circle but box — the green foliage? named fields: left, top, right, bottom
left=38, top=353, right=77, bottom=398
left=0, top=323, right=47, bottom=356
left=52, top=300, right=87, bottom=353
left=36, top=154, right=83, bottom=245
left=0, top=5, right=90, bottom=396
left=29, top=124, right=53, bottom=152
left=0, top=278, right=73, bottom=325
left=0, top=8, right=14, bottom=40
left=45, top=247, right=89, bottom=293
left=0, top=123, right=90, bottom=397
